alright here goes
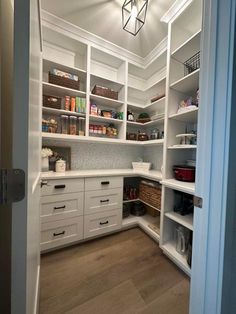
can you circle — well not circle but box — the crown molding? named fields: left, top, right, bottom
left=160, top=0, right=194, bottom=24
left=41, top=10, right=168, bottom=68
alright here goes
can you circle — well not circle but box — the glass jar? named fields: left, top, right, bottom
left=61, top=115, right=69, bottom=134
left=77, top=117, right=85, bottom=136
left=69, top=116, right=77, bottom=135
left=150, top=128, right=159, bottom=140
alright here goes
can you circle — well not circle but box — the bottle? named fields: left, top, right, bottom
left=175, top=226, right=187, bottom=255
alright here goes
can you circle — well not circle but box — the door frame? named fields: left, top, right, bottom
left=190, top=0, right=236, bottom=313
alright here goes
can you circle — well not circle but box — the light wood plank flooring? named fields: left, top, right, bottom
left=40, top=228, right=190, bottom=314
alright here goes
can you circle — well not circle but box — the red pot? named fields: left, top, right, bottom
left=173, top=165, right=195, bottom=182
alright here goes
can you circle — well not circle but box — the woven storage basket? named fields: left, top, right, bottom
left=49, top=73, right=80, bottom=90
left=92, top=85, right=118, bottom=100
left=139, top=180, right=162, bottom=210
left=43, top=95, right=62, bottom=109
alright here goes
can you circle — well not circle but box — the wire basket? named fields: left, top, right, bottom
left=184, top=51, right=200, bottom=76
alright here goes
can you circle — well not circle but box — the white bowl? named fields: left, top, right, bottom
left=132, top=162, right=151, bottom=172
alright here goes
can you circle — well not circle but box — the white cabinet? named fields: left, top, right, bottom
left=41, top=178, right=84, bottom=196
left=85, top=176, right=123, bottom=191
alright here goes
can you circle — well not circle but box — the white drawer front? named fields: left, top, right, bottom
left=85, top=188, right=122, bottom=214
left=41, top=217, right=83, bottom=251
left=84, top=210, right=121, bottom=239
left=85, top=176, right=123, bottom=191
left=41, top=193, right=84, bottom=223
left=41, top=178, right=84, bottom=196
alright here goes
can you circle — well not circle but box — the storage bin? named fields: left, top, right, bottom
left=43, top=95, right=62, bottom=109
left=139, top=180, right=162, bottom=210
left=91, top=85, right=118, bottom=100
left=49, top=72, right=80, bottom=90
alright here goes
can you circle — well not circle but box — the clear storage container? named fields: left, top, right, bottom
left=69, top=116, right=77, bottom=135
left=61, top=115, right=69, bottom=134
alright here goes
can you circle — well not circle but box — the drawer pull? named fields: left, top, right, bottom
left=54, top=184, right=66, bottom=189
left=100, top=221, right=109, bottom=225
left=53, top=205, right=66, bottom=210
left=53, top=231, right=65, bottom=237
left=101, top=181, right=110, bottom=185
left=100, top=199, right=109, bottom=203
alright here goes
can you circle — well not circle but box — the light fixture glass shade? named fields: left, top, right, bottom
left=122, top=0, right=148, bottom=36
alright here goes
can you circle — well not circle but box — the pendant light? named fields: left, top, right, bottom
left=122, top=0, right=148, bottom=36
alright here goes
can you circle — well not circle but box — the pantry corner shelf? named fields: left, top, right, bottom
left=43, top=107, right=86, bottom=117
left=170, top=69, right=200, bottom=95
left=168, top=145, right=197, bottom=150
left=165, top=212, right=193, bottom=231
left=127, top=118, right=165, bottom=127
left=90, top=93, right=124, bottom=108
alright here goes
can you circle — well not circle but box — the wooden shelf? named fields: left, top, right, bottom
left=89, top=115, right=123, bottom=124
left=43, top=82, right=86, bottom=98
left=161, top=241, right=191, bottom=276
left=165, top=212, right=193, bottom=231
left=169, top=108, right=198, bottom=123
left=90, top=93, right=124, bottom=108
left=161, top=179, right=195, bottom=195
left=170, top=69, right=200, bottom=95
left=43, top=107, right=86, bottom=117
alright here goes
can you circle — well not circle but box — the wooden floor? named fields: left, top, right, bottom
left=40, top=228, right=190, bottom=314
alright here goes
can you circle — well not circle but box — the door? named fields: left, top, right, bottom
left=0, top=0, right=42, bottom=313
left=190, top=0, right=236, bottom=313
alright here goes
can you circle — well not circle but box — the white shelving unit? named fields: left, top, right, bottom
left=160, top=0, right=202, bottom=276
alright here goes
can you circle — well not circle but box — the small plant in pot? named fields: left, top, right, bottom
left=41, top=148, right=53, bottom=172
left=136, top=112, right=151, bottom=123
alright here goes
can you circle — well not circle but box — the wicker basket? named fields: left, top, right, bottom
left=92, top=85, right=118, bottom=100
left=139, top=180, right=162, bottom=210
left=49, top=73, right=80, bottom=90
left=43, top=95, right=62, bottom=109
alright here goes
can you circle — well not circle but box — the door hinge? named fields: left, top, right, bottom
left=0, top=169, right=25, bottom=205
left=194, top=195, right=203, bottom=208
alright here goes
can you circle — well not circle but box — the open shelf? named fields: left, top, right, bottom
left=170, top=69, right=200, bottom=95
left=161, top=179, right=195, bottom=195
left=171, top=30, right=201, bottom=63
left=161, top=241, right=191, bottom=276
left=90, top=94, right=124, bottom=108
left=127, top=118, right=164, bottom=128
left=169, top=108, right=198, bottom=123
left=43, top=58, right=87, bottom=80
left=42, top=107, right=86, bottom=117
left=89, top=115, right=123, bottom=124
left=90, top=73, right=124, bottom=91
left=168, top=145, right=197, bottom=150
left=165, top=212, right=193, bottom=231
left=43, top=82, right=86, bottom=98
left=143, top=139, right=164, bottom=146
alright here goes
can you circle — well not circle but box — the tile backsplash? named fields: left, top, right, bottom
left=43, top=141, right=163, bottom=170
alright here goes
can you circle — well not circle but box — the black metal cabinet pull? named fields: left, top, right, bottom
left=101, top=181, right=110, bottom=185
left=53, top=231, right=65, bottom=236
left=100, top=199, right=109, bottom=203
left=54, top=184, right=66, bottom=189
left=100, top=221, right=109, bottom=225
left=53, top=205, right=66, bottom=210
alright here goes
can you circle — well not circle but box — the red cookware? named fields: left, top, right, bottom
left=173, top=165, right=195, bottom=182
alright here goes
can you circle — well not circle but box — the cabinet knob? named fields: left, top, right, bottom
left=99, top=221, right=109, bottom=225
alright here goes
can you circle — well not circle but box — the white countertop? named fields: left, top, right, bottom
left=41, top=169, right=162, bottom=181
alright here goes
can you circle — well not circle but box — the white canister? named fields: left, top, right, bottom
left=55, top=159, right=66, bottom=173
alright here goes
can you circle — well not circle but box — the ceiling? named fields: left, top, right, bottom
left=41, top=0, right=175, bottom=58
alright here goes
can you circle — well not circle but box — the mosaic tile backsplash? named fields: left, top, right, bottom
left=43, top=141, right=163, bottom=171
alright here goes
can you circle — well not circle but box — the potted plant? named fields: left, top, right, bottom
left=41, top=148, right=53, bottom=172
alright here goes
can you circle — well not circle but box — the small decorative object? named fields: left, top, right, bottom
left=122, top=0, right=148, bottom=36
left=117, top=112, right=124, bottom=120
left=55, top=159, right=66, bottom=173
left=127, top=110, right=134, bottom=121
left=90, top=103, right=98, bottom=116
left=150, top=128, right=159, bottom=140
left=41, top=148, right=53, bottom=172
left=138, top=131, right=148, bottom=141
left=176, top=133, right=197, bottom=145
left=136, top=112, right=151, bottom=123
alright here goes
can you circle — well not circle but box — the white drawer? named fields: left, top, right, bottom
left=84, top=209, right=121, bottom=239
left=41, top=178, right=84, bottom=196
left=85, top=176, right=123, bottom=191
left=41, top=217, right=83, bottom=251
left=41, top=192, right=84, bottom=223
left=84, top=188, right=122, bottom=214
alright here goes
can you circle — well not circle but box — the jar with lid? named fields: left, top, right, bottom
left=69, top=116, right=77, bottom=135
left=150, top=128, right=159, bottom=140
left=77, top=117, right=85, bottom=136
left=61, top=115, right=69, bottom=134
